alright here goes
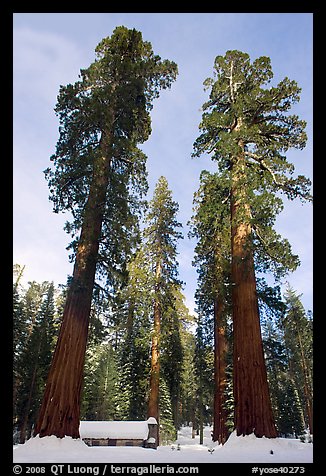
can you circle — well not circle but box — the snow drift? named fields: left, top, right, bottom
left=13, top=426, right=313, bottom=463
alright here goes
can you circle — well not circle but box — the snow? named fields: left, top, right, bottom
left=79, top=420, right=149, bottom=440
left=146, top=417, right=158, bottom=425
left=13, top=426, right=313, bottom=463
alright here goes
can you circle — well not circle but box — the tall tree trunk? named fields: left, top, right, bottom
left=148, top=262, right=161, bottom=445
left=34, top=138, right=111, bottom=439
left=191, top=407, right=197, bottom=439
left=19, top=363, right=38, bottom=444
left=296, top=329, right=313, bottom=434
left=147, top=299, right=160, bottom=444
left=20, top=329, right=44, bottom=443
left=231, top=151, right=277, bottom=438
left=212, top=296, right=229, bottom=444
left=199, top=392, right=204, bottom=445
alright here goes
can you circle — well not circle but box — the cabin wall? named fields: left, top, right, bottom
left=83, top=438, right=145, bottom=447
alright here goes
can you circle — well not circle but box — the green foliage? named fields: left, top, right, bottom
left=115, top=250, right=152, bottom=420
left=82, top=342, right=119, bottom=421
left=190, top=170, right=232, bottom=439
left=160, top=287, right=187, bottom=427
left=13, top=277, right=59, bottom=442
left=281, top=285, right=313, bottom=431
left=179, top=328, right=197, bottom=426
left=13, top=266, right=27, bottom=378
left=109, top=177, right=185, bottom=426
left=191, top=54, right=311, bottom=438
left=13, top=263, right=312, bottom=441
left=159, top=378, right=177, bottom=444
left=144, top=176, right=183, bottom=285
left=194, top=51, right=309, bottom=179
left=14, top=46, right=313, bottom=443
left=193, top=49, right=311, bottom=283
left=143, top=177, right=184, bottom=432
left=276, top=378, right=305, bottom=437
left=260, top=283, right=312, bottom=436
left=44, top=27, right=178, bottom=293
left=194, top=312, right=215, bottom=407
left=190, top=170, right=231, bottom=320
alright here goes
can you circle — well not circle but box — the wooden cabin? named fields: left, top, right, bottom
left=79, top=418, right=158, bottom=449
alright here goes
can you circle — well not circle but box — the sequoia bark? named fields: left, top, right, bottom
left=231, top=151, right=277, bottom=438
left=147, top=261, right=162, bottom=445
left=34, top=138, right=111, bottom=439
left=212, top=297, right=229, bottom=444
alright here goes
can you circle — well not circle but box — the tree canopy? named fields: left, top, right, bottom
left=44, top=26, right=178, bottom=288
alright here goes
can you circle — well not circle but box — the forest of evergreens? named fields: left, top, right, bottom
left=13, top=227, right=312, bottom=446
left=13, top=27, right=312, bottom=447
left=13, top=261, right=313, bottom=444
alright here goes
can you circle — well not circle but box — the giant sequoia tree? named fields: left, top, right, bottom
left=34, top=27, right=177, bottom=439
left=193, top=50, right=311, bottom=438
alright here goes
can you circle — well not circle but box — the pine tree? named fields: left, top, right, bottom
left=144, top=176, right=183, bottom=444
left=15, top=282, right=57, bottom=442
left=13, top=265, right=26, bottom=429
left=80, top=286, right=119, bottom=421
left=193, top=50, right=311, bottom=438
left=179, top=316, right=197, bottom=429
left=258, top=281, right=303, bottom=436
left=159, top=378, right=176, bottom=445
left=160, top=286, right=185, bottom=432
left=282, top=285, right=313, bottom=434
left=116, top=247, right=152, bottom=420
left=277, top=378, right=305, bottom=437
left=191, top=171, right=230, bottom=444
left=82, top=342, right=118, bottom=421
left=34, top=28, right=177, bottom=439
left=190, top=170, right=231, bottom=444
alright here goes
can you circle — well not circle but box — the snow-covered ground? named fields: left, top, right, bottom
left=13, top=426, right=313, bottom=463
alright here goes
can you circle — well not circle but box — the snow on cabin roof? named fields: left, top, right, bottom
left=147, top=417, right=157, bottom=425
left=79, top=420, right=150, bottom=440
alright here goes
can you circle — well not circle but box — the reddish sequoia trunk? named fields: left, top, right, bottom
left=212, top=297, right=229, bottom=444
left=34, top=141, right=111, bottom=439
left=147, top=262, right=161, bottom=445
left=231, top=153, right=277, bottom=438
left=148, top=300, right=160, bottom=419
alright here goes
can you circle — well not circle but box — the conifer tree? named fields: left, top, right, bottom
left=179, top=327, right=197, bottom=428
left=193, top=50, right=311, bottom=438
left=34, top=28, right=177, bottom=439
left=194, top=312, right=214, bottom=444
left=13, top=265, right=26, bottom=426
left=282, top=285, right=313, bottom=434
left=144, top=176, right=183, bottom=443
left=82, top=342, right=118, bottom=421
left=160, top=286, right=185, bottom=432
left=116, top=247, right=152, bottom=420
left=116, top=243, right=187, bottom=428
left=15, top=282, right=57, bottom=442
left=159, top=378, right=177, bottom=444
left=190, top=170, right=231, bottom=444
left=258, top=282, right=304, bottom=436
left=80, top=287, right=119, bottom=421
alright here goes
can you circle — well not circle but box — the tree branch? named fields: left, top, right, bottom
left=244, top=151, right=285, bottom=186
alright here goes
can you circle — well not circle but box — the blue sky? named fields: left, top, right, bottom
left=13, top=13, right=313, bottom=312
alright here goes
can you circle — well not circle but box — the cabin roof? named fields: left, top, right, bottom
left=79, top=419, right=156, bottom=440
